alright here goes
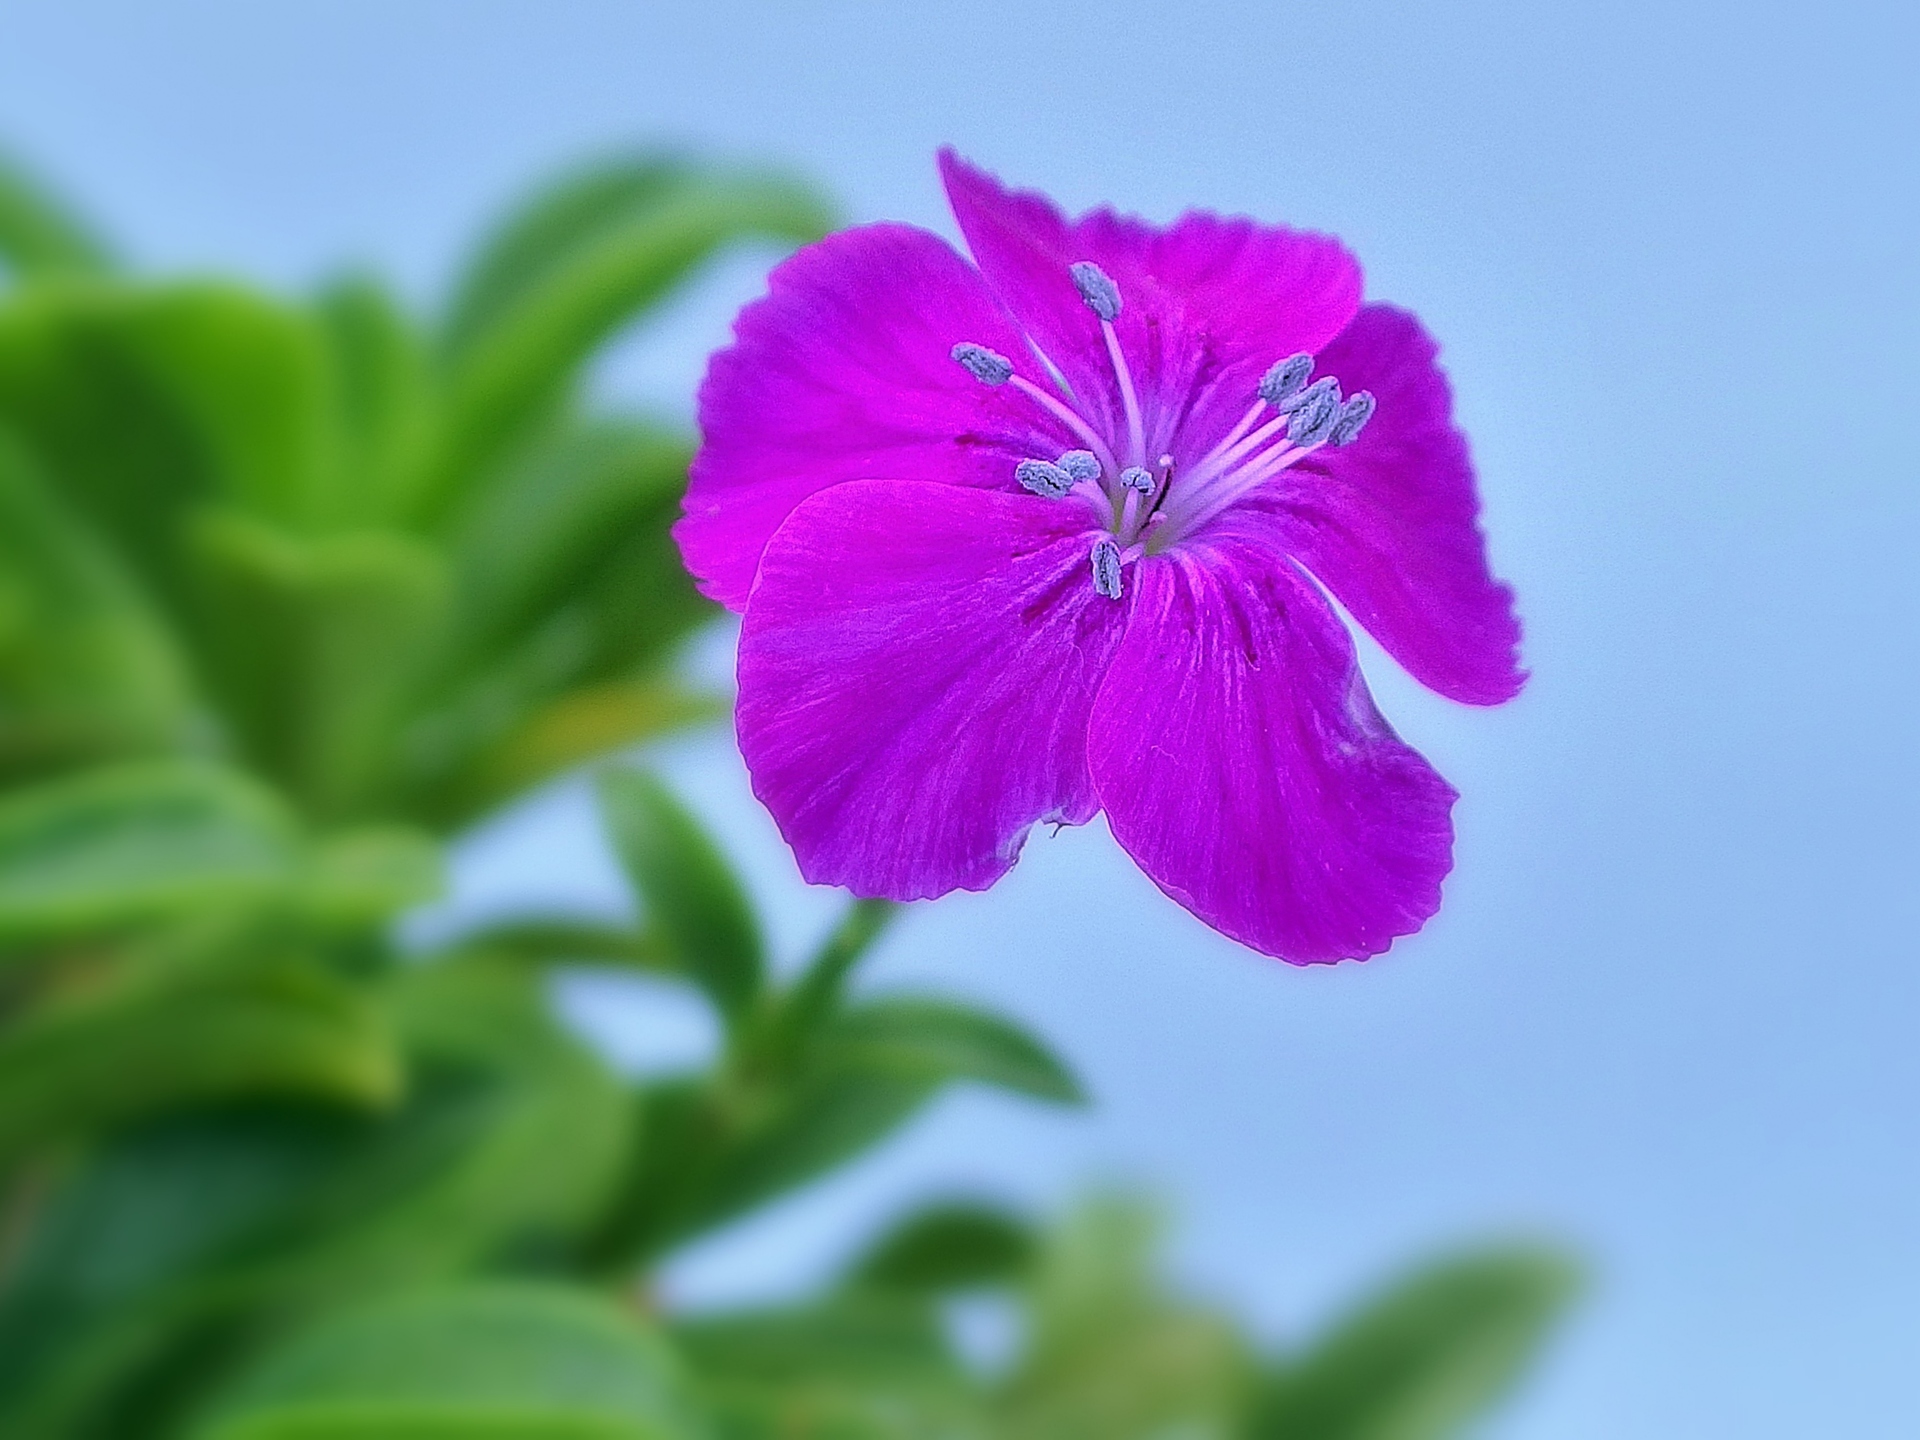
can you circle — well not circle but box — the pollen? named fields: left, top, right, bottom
left=1058, top=449, right=1103, bottom=482
left=1258, top=354, right=1314, bottom=407
left=1330, top=391, right=1376, bottom=446
left=1015, top=458, right=1076, bottom=498
left=951, top=342, right=1013, bottom=385
left=1069, top=261, right=1122, bottom=322
left=1090, top=537, right=1124, bottom=599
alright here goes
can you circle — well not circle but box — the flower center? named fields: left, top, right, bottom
left=952, top=264, right=1375, bottom=601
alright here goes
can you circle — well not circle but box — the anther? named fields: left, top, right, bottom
left=1015, top=458, right=1075, bottom=498
left=1258, top=354, right=1314, bottom=407
left=1330, top=391, right=1376, bottom=446
left=1119, top=465, right=1155, bottom=493
left=1058, top=450, right=1102, bottom=482
left=1069, top=261, right=1122, bottom=322
left=951, top=342, right=1013, bottom=385
left=1287, top=382, right=1343, bottom=446
left=1278, top=375, right=1339, bottom=416
left=1090, top=538, right=1124, bottom=599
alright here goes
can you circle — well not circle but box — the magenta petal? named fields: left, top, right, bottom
left=737, top=480, right=1128, bottom=899
left=1088, top=546, right=1457, bottom=964
left=678, top=223, right=1055, bottom=611
left=938, top=150, right=1364, bottom=453
left=1252, top=304, right=1525, bottom=705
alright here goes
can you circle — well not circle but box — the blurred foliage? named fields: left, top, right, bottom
left=0, top=145, right=1577, bottom=1439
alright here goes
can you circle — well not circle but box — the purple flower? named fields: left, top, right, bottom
left=677, top=151, right=1523, bottom=964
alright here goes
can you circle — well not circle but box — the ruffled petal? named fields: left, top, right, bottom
left=1088, top=543, right=1457, bottom=964
left=1246, top=304, right=1524, bottom=705
left=737, top=479, right=1128, bottom=899
left=938, top=149, right=1364, bottom=458
left=679, top=223, right=1071, bottom=611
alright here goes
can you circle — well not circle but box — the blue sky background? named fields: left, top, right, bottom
left=1, top=1, right=1915, bottom=1434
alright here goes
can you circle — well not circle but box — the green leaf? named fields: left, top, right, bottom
left=0, top=150, right=113, bottom=278
left=0, top=427, right=195, bottom=783
left=0, top=282, right=334, bottom=620
left=0, top=963, right=633, bottom=1436
left=674, top=1293, right=981, bottom=1440
left=575, top=1065, right=937, bottom=1274
left=699, top=1071, right=938, bottom=1233
left=582, top=991, right=1078, bottom=1267
left=996, top=1196, right=1249, bottom=1440
left=300, top=825, right=444, bottom=921
left=447, top=918, right=664, bottom=972
left=418, top=173, right=834, bottom=518
left=760, top=900, right=898, bottom=1066
left=404, top=420, right=714, bottom=828
left=191, top=1283, right=707, bottom=1440
left=1249, top=1246, right=1581, bottom=1440
left=595, top=769, right=762, bottom=1025
left=827, top=998, right=1085, bottom=1105
left=311, top=273, right=433, bottom=528
left=441, top=419, right=697, bottom=674
left=346, top=958, right=635, bottom=1274
left=445, top=679, right=723, bottom=831
left=0, top=950, right=401, bottom=1171
left=184, top=511, right=450, bottom=820
left=0, top=761, right=302, bottom=946
left=120, top=282, right=336, bottom=527
left=0, top=282, right=220, bottom=611
left=440, top=155, right=695, bottom=362
left=0, top=1108, right=378, bottom=1435
left=844, top=1200, right=1037, bottom=1296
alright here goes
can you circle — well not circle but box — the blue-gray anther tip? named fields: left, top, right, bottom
left=1090, top=538, right=1124, bottom=599
left=1119, top=465, right=1155, bottom=494
left=1277, top=374, right=1339, bottom=415
left=1258, top=354, right=1314, bottom=407
left=1330, top=391, right=1376, bottom=446
left=1015, top=458, right=1075, bottom=498
left=1058, top=450, right=1102, bottom=482
left=1287, top=382, right=1342, bottom=446
left=951, top=342, right=1013, bottom=385
left=1069, top=261, right=1122, bottom=321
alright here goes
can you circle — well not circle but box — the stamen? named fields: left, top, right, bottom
left=1069, top=261, right=1122, bottom=321
left=951, top=342, right=1012, bottom=385
left=1287, top=383, right=1343, bottom=446
left=1090, top=537, right=1124, bottom=599
left=1103, top=321, right=1146, bottom=466
left=1330, top=391, right=1376, bottom=446
left=1193, top=399, right=1269, bottom=474
left=1058, top=450, right=1103, bottom=482
left=1065, top=262, right=1143, bottom=466
left=1007, top=376, right=1119, bottom=475
left=1119, top=465, right=1155, bottom=494
left=1258, top=354, right=1314, bottom=407
left=1168, top=440, right=1319, bottom=538
left=1015, top=458, right=1076, bottom=498
left=1278, top=375, right=1339, bottom=416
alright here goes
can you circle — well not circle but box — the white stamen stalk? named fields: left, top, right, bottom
left=1101, top=319, right=1147, bottom=468
left=1074, top=478, right=1118, bottom=528
left=1008, top=376, right=1120, bottom=477
left=1190, top=398, right=1269, bottom=475
left=1169, top=439, right=1327, bottom=536
left=1182, top=407, right=1294, bottom=491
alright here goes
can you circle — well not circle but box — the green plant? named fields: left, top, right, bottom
left=0, top=146, right=1576, bottom=1440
